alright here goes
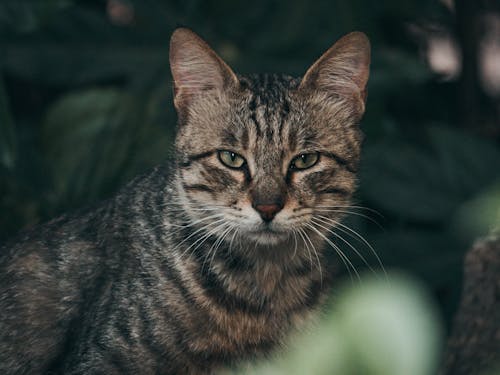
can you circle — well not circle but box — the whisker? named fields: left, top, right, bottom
left=296, top=228, right=314, bottom=277
left=182, top=221, right=230, bottom=263
left=211, top=224, right=236, bottom=270
left=305, top=222, right=360, bottom=283
left=314, top=208, right=383, bottom=228
left=168, top=213, right=225, bottom=229
left=291, top=229, right=298, bottom=261
left=315, top=205, right=383, bottom=217
left=126, top=213, right=224, bottom=241
left=203, top=223, right=234, bottom=273
left=175, top=218, right=227, bottom=258
left=227, top=226, right=240, bottom=256
left=301, top=225, right=323, bottom=286
left=312, top=217, right=379, bottom=278
left=316, top=214, right=387, bottom=279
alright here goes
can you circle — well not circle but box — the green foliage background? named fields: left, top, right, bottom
left=0, top=0, right=499, bottom=373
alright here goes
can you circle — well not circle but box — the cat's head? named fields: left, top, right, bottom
left=169, top=28, right=369, bottom=249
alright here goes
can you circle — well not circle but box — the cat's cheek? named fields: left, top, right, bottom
left=287, top=163, right=323, bottom=186
left=228, top=170, right=247, bottom=185
left=287, top=179, right=316, bottom=206
left=228, top=197, right=250, bottom=212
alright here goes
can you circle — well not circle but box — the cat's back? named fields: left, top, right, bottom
left=0, top=207, right=107, bottom=374
left=0, top=165, right=171, bottom=374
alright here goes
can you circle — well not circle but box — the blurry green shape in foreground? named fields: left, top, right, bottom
left=231, top=273, right=443, bottom=375
left=453, top=181, right=500, bottom=241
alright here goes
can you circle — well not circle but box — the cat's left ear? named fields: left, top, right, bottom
left=169, top=28, right=239, bottom=112
left=299, top=32, right=370, bottom=109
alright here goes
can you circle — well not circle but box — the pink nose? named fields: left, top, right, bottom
left=253, top=204, right=282, bottom=222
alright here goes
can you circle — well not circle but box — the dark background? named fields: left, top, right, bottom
left=1, top=0, right=499, bottom=334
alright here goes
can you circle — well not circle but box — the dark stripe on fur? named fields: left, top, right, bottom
left=323, top=152, right=357, bottom=173
left=199, top=163, right=238, bottom=187
left=221, top=129, right=239, bottom=146
left=179, top=151, right=214, bottom=168
left=278, top=100, right=290, bottom=139
left=182, top=183, right=215, bottom=193
left=191, top=246, right=266, bottom=315
left=248, top=94, right=262, bottom=137
left=317, top=187, right=351, bottom=196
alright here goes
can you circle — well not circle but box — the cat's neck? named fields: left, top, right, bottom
left=168, top=213, right=327, bottom=311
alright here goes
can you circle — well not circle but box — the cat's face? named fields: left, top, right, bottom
left=170, top=28, right=369, bottom=249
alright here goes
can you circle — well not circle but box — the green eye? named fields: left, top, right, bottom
left=290, top=152, right=319, bottom=170
left=218, top=150, right=246, bottom=169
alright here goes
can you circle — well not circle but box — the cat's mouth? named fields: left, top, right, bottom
left=245, top=226, right=288, bottom=245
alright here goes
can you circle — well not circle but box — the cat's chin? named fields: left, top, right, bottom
left=244, top=228, right=289, bottom=246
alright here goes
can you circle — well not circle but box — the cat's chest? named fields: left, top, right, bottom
left=188, top=299, right=312, bottom=361
left=185, top=267, right=320, bottom=359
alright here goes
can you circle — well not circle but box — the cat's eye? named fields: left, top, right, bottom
left=218, top=150, right=246, bottom=169
left=290, top=152, right=319, bottom=170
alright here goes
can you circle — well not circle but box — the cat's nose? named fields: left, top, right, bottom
left=253, top=203, right=283, bottom=222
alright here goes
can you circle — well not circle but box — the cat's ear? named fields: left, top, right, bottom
left=299, top=32, right=370, bottom=106
left=169, top=28, right=239, bottom=111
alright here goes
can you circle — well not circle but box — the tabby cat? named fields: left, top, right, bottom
left=0, top=28, right=370, bottom=374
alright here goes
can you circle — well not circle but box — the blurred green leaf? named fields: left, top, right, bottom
left=0, top=74, right=16, bottom=169
left=428, top=126, right=500, bottom=196
left=361, top=127, right=500, bottom=222
left=452, top=181, right=500, bottom=242
left=0, top=5, right=169, bottom=85
left=41, top=84, right=173, bottom=208
left=0, top=2, right=73, bottom=34
left=370, top=48, right=432, bottom=92
left=361, top=142, right=457, bottom=221
left=337, top=274, right=442, bottom=375
left=0, top=2, right=38, bottom=33
left=42, top=87, right=124, bottom=205
left=369, top=229, right=461, bottom=276
left=2, top=43, right=167, bottom=85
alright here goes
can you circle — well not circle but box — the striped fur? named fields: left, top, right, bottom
left=0, top=28, right=370, bottom=374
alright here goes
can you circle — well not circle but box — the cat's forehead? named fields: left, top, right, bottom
left=238, top=73, right=300, bottom=103
left=231, top=73, right=306, bottom=151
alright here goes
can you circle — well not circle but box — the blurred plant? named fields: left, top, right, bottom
left=356, top=126, right=500, bottom=319
left=453, top=182, right=500, bottom=240
left=40, top=85, right=174, bottom=210
left=0, top=74, right=16, bottom=169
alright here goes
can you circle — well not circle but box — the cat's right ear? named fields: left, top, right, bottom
left=299, top=32, right=370, bottom=111
left=169, top=28, right=239, bottom=112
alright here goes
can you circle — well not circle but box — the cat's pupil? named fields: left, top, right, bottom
left=230, top=152, right=236, bottom=161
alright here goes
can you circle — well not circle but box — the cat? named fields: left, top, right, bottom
left=0, top=28, right=370, bottom=374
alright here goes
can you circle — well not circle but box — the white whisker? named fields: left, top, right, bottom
left=291, top=229, right=298, bottom=261
left=175, top=218, right=227, bottom=259
left=312, top=217, right=379, bottom=278
left=296, top=228, right=314, bottom=276
left=305, top=222, right=360, bottom=283
left=315, top=204, right=383, bottom=217
left=203, top=223, right=234, bottom=273
left=301, top=225, right=323, bottom=286
left=316, top=214, right=387, bottom=278
left=314, top=208, right=383, bottom=228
